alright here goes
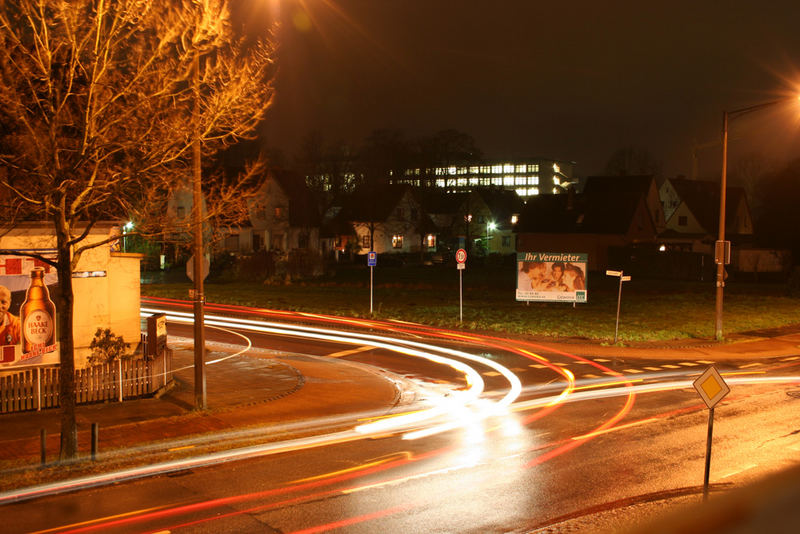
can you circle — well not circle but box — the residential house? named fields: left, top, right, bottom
left=658, top=178, right=784, bottom=275
left=516, top=188, right=659, bottom=271
left=454, top=188, right=524, bottom=255
left=220, top=170, right=321, bottom=254
left=659, top=177, right=753, bottom=253
left=340, top=184, right=432, bottom=255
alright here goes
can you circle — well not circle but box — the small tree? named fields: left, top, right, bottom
left=0, top=0, right=276, bottom=460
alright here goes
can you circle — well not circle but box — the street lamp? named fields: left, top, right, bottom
left=715, top=95, right=800, bottom=340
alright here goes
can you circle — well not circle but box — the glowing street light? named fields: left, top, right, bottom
left=715, top=94, right=800, bottom=340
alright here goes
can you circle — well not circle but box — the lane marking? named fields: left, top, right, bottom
left=697, top=360, right=714, bottom=364
left=483, top=371, right=501, bottom=377
left=780, top=356, right=800, bottom=361
left=661, top=364, right=680, bottom=369
left=528, top=364, right=547, bottom=369
left=644, top=366, right=662, bottom=371
left=327, top=345, right=374, bottom=358
left=582, top=374, right=600, bottom=378
left=679, top=362, right=699, bottom=367
left=623, top=368, right=644, bottom=374
left=720, top=464, right=757, bottom=479
left=593, top=358, right=611, bottom=362
left=739, top=362, right=763, bottom=369
left=572, top=418, right=659, bottom=440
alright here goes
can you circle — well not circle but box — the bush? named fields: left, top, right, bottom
left=88, top=328, right=130, bottom=365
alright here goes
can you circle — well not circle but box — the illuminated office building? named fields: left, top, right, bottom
left=390, top=158, right=576, bottom=197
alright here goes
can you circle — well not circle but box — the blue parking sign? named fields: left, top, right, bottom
left=367, top=251, right=377, bottom=267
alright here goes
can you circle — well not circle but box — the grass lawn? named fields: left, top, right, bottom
left=142, top=264, right=800, bottom=344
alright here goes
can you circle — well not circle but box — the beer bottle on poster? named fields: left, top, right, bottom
left=21, top=267, right=56, bottom=354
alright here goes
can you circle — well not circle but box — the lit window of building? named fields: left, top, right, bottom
left=529, top=187, right=539, bottom=195
left=436, top=179, right=445, bottom=187
left=492, top=177, right=503, bottom=186
left=458, top=166, right=468, bottom=175
left=528, top=164, right=539, bottom=172
left=515, top=176, right=526, bottom=185
left=448, top=166, right=457, bottom=175
left=392, top=235, right=404, bottom=249
left=553, top=177, right=560, bottom=185
left=503, top=176, right=514, bottom=186
left=553, top=163, right=560, bottom=173
left=503, top=163, right=514, bottom=173
left=469, top=178, right=479, bottom=186
left=469, top=166, right=479, bottom=173
left=515, top=188, right=527, bottom=197
left=457, top=178, right=467, bottom=187
left=516, top=164, right=526, bottom=173
left=480, top=166, right=490, bottom=174
left=491, top=165, right=502, bottom=174
left=426, top=234, right=436, bottom=248
left=531, top=175, right=539, bottom=185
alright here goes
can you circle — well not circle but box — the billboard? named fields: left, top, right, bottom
left=516, top=252, right=588, bottom=303
left=0, top=253, right=60, bottom=368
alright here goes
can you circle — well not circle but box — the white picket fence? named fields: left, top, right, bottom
left=0, top=350, right=172, bottom=414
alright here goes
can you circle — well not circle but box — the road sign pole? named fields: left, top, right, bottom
left=459, top=269, right=463, bottom=323
left=703, top=406, right=715, bottom=501
left=614, top=276, right=623, bottom=344
left=370, top=265, right=373, bottom=314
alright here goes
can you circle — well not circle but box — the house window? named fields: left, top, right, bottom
left=362, top=234, right=371, bottom=249
left=678, top=215, right=688, bottom=226
left=298, top=233, right=309, bottom=249
left=272, top=233, right=284, bottom=250
left=176, top=206, right=185, bottom=219
left=426, top=234, right=436, bottom=248
left=253, top=234, right=263, bottom=251
left=274, top=207, right=285, bottom=218
left=502, top=235, right=511, bottom=247
left=225, top=234, right=239, bottom=251
left=392, top=235, right=404, bottom=249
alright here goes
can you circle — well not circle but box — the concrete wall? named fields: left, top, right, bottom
left=0, top=223, right=141, bottom=368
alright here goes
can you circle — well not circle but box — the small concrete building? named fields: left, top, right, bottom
left=0, top=222, right=141, bottom=368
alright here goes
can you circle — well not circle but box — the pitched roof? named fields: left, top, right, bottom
left=517, top=191, right=648, bottom=235
left=667, top=178, right=747, bottom=234
left=340, top=184, right=414, bottom=222
left=269, top=169, right=321, bottom=227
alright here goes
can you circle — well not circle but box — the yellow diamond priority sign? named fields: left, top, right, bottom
left=693, top=366, right=730, bottom=409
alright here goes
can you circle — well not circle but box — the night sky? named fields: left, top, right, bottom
left=253, top=1, right=800, bottom=178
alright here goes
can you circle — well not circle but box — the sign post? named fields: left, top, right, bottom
left=693, top=366, right=730, bottom=501
left=367, top=251, right=377, bottom=314
left=455, top=248, right=467, bottom=322
left=606, top=270, right=631, bottom=344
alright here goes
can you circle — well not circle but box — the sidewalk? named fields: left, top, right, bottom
left=0, top=338, right=402, bottom=466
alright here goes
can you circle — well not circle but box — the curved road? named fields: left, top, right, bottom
left=3, top=298, right=800, bottom=533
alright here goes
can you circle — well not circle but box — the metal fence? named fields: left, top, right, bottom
left=0, top=350, right=172, bottom=414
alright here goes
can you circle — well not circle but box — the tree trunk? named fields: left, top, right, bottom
left=55, top=223, right=78, bottom=461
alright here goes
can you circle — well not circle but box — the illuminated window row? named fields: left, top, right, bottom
left=405, top=163, right=540, bottom=176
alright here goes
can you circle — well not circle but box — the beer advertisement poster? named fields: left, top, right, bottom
left=516, top=252, right=588, bottom=303
left=0, top=253, right=60, bottom=368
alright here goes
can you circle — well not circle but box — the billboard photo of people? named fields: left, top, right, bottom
left=516, top=252, right=588, bottom=303
left=0, top=254, right=60, bottom=368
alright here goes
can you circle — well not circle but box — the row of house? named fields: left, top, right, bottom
left=213, top=169, right=785, bottom=276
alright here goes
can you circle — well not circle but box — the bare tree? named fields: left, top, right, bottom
left=0, top=0, right=275, bottom=460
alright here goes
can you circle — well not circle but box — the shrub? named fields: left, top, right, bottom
left=88, top=328, right=130, bottom=365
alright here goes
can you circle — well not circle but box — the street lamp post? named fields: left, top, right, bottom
left=715, top=96, right=799, bottom=341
